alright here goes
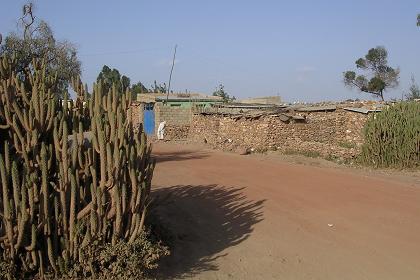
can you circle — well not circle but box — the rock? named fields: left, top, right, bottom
left=236, top=147, right=250, bottom=155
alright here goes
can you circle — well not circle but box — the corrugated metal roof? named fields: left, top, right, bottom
left=295, top=105, right=337, bottom=112
left=213, top=103, right=287, bottom=109
left=156, top=96, right=222, bottom=102
left=136, top=93, right=223, bottom=103
left=343, top=107, right=382, bottom=114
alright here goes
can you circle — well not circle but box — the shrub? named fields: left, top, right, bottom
left=358, top=102, right=420, bottom=168
left=0, top=56, right=161, bottom=279
left=337, top=141, right=357, bottom=149
left=283, top=149, right=321, bottom=158
left=68, top=230, right=169, bottom=279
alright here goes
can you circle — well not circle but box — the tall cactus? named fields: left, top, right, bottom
left=359, top=102, right=420, bottom=168
left=0, top=56, right=155, bottom=278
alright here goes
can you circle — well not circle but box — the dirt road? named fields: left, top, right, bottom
left=150, top=142, right=420, bottom=280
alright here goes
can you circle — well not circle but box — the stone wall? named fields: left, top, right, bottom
left=189, top=109, right=369, bottom=160
left=130, top=102, right=143, bottom=129
left=155, top=104, right=192, bottom=140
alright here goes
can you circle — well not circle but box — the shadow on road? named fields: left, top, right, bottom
left=148, top=184, right=265, bottom=279
left=153, top=150, right=209, bottom=163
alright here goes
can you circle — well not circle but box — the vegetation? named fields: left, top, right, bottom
left=131, top=81, right=149, bottom=95
left=96, top=65, right=130, bottom=94
left=405, top=76, right=420, bottom=100
left=150, top=80, right=168, bottom=94
left=343, top=46, right=399, bottom=101
left=0, top=3, right=81, bottom=97
left=212, top=84, right=236, bottom=103
left=96, top=66, right=172, bottom=100
left=283, top=149, right=321, bottom=158
left=0, top=55, right=167, bottom=279
left=337, top=141, right=357, bottom=149
left=358, top=102, right=420, bottom=169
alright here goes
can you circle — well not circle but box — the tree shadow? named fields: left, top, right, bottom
left=153, top=150, right=209, bottom=163
left=148, top=184, right=265, bottom=279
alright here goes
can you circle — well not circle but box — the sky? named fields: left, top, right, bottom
left=1, top=0, right=419, bottom=102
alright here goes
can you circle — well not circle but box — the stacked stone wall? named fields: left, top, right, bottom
left=189, top=110, right=369, bottom=160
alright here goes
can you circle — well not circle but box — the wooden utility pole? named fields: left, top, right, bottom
left=166, top=44, right=177, bottom=103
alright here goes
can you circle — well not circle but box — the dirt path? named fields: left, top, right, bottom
left=150, top=142, right=420, bottom=280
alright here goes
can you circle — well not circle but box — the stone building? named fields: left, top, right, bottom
left=132, top=93, right=222, bottom=135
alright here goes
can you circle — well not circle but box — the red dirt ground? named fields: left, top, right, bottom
left=150, top=142, right=420, bottom=280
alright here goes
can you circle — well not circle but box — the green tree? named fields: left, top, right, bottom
left=406, top=76, right=420, bottom=100
left=0, top=3, right=81, bottom=97
left=417, top=14, right=420, bottom=26
left=212, top=84, right=236, bottom=103
left=343, top=46, right=399, bottom=101
left=150, top=80, right=167, bottom=93
left=131, top=81, right=149, bottom=94
left=96, top=65, right=130, bottom=94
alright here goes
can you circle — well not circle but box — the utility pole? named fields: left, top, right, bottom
left=166, top=44, right=177, bottom=103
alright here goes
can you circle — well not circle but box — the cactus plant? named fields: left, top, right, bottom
left=0, top=56, right=157, bottom=278
left=359, top=102, right=420, bottom=168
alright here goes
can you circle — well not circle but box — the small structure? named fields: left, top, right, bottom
left=135, top=93, right=223, bottom=135
left=137, top=93, right=222, bottom=108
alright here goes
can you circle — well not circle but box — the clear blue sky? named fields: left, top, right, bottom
left=1, top=1, right=419, bottom=102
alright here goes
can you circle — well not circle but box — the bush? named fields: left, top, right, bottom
left=358, top=102, right=420, bottom=168
left=68, top=230, right=169, bottom=279
left=283, top=149, right=321, bottom=158
left=337, top=141, right=357, bottom=149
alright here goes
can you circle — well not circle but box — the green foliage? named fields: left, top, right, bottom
left=359, top=102, right=420, bottom=169
left=96, top=65, right=130, bottom=94
left=0, top=56, right=160, bottom=279
left=69, top=230, right=169, bottom=279
left=0, top=5, right=81, bottom=97
left=337, top=141, right=357, bottom=149
left=150, top=80, right=167, bottom=93
left=417, top=14, right=420, bottom=26
left=406, top=76, right=420, bottom=101
left=131, top=81, right=149, bottom=100
left=131, top=81, right=149, bottom=94
left=283, top=149, right=321, bottom=158
left=212, top=84, right=236, bottom=103
left=343, top=46, right=399, bottom=100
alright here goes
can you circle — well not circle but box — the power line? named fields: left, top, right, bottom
left=79, top=47, right=166, bottom=57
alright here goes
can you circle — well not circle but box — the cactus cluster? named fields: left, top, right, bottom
left=0, top=56, right=155, bottom=278
left=359, top=102, right=420, bottom=168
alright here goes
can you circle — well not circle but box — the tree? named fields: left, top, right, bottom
left=0, top=3, right=81, bottom=97
left=417, top=14, right=420, bottom=26
left=150, top=80, right=167, bottom=93
left=343, top=46, right=399, bottom=101
left=96, top=65, right=130, bottom=94
left=406, top=76, right=420, bottom=100
left=131, top=81, right=149, bottom=94
left=212, top=84, right=236, bottom=103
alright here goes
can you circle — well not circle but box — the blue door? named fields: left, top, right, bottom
left=143, top=103, right=155, bottom=135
